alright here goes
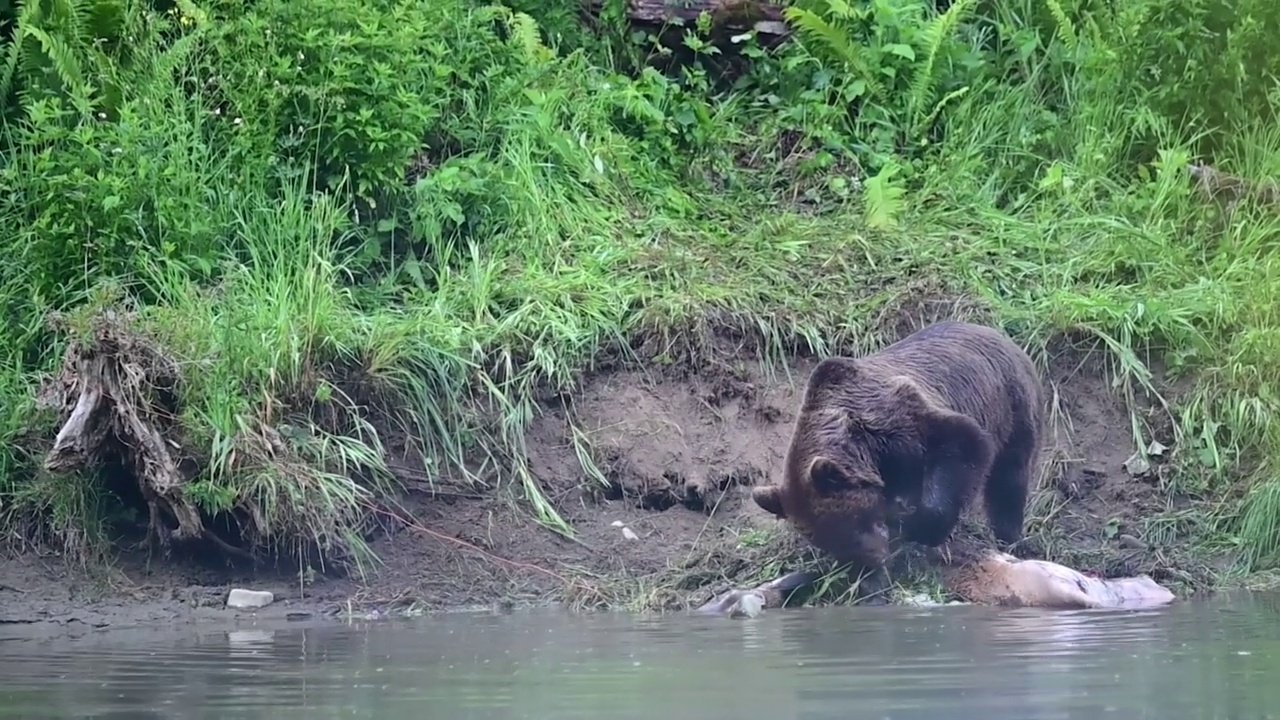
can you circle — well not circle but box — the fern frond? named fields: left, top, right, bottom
left=862, top=160, right=906, bottom=230
left=1, top=0, right=45, bottom=102
left=824, top=0, right=858, bottom=20
left=1, top=31, right=24, bottom=104
left=152, top=29, right=201, bottom=81
left=481, top=5, right=554, bottom=64
left=906, top=0, right=977, bottom=132
left=1, top=0, right=106, bottom=105
left=23, top=25, right=87, bottom=95
left=784, top=5, right=885, bottom=99
left=508, top=11, right=553, bottom=64
left=1044, top=0, right=1078, bottom=53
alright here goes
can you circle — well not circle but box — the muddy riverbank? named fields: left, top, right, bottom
left=0, top=328, right=1225, bottom=634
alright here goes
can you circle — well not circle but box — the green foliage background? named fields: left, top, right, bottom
left=3, top=0, right=1280, bottom=579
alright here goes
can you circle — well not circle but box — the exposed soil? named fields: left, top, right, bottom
left=0, top=322, right=1223, bottom=635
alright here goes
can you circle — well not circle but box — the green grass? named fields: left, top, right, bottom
left=3, top=0, right=1280, bottom=591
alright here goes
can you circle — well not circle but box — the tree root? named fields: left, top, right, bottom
left=36, top=309, right=207, bottom=551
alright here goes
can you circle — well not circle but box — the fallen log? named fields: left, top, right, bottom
left=695, top=550, right=1176, bottom=617
left=585, top=0, right=793, bottom=44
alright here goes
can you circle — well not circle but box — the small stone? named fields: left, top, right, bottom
left=1123, top=452, right=1151, bottom=477
left=621, top=527, right=639, bottom=541
left=610, top=520, right=624, bottom=528
left=1118, top=533, right=1148, bottom=550
left=226, top=589, right=274, bottom=610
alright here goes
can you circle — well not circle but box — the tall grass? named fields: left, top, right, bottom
left=2, top=0, right=1280, bottom=579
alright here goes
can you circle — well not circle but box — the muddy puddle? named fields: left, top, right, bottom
left=3, top=594, right=1280, bottom=718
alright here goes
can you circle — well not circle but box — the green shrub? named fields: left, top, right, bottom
left=0, top=18, right=253, bottom=315
left=203, top=0, right=446, bottom=207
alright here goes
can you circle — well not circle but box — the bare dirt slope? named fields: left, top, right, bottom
left=0, top=324, right=1214, bottom=633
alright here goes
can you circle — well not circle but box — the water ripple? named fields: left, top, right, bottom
left=2, top=598, right=1280, bottom=719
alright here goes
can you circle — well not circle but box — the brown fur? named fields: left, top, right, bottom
left=752, top=321, right=1045, bottom=570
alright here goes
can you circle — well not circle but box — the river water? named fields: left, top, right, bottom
left=3, top=595, right=1280, bottom=719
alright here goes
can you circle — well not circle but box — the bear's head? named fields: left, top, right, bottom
left=752, top=356, right=993, bottom=569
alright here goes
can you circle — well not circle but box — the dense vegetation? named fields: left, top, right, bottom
left=2, top=0, right=1280, bottom=582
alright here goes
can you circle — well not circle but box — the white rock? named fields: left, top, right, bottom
left=621, top=527, right=639, bottom=541
left=610, top=520, right=624, bottom=528
left=1123, top=452, right=1151, bottom=477
left=226, top=588, right=275, bottom=610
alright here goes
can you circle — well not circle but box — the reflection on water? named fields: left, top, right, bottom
left=3, top=595, right=1280, bottom=719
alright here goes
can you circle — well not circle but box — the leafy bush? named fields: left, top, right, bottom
left=203, top=0, right=446, bottom=206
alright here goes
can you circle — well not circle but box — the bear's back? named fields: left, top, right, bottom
left=866, top=321, right=1043, bottom=444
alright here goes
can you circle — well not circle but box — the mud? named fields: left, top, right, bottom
left=0, top=327, right=1218, bottom=635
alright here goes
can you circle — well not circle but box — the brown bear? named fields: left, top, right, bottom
left=751, top=320, right=1045, bottom=573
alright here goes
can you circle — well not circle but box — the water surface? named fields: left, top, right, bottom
left=3, top=595, right=1280, bottom=719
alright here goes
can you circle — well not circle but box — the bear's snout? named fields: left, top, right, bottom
left=809, top=513, right=891, bottom=570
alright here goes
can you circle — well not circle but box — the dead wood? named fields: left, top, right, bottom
left=1187, top=163, right=1280, bottom=208
left=36, top=308, right=206, bottom=550
left=585, top=0, right=792, bottom=41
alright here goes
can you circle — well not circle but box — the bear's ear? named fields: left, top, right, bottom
left=807, top=455, right=858, bottom=495
left=808, top=357, right=860, bottom=392
left=752, top=485, right=787, bottom=519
